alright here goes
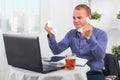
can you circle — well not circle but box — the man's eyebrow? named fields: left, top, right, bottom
left=73, top=16, right=82, bottom=19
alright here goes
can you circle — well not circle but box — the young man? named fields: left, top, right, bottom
left=45, top=4, right=107, bottom=80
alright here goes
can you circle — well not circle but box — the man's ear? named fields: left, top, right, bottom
left=88, top=15, right=91, bottom=19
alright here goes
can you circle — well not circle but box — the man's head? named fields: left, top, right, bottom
left=73, top=4, right=91, bottom=29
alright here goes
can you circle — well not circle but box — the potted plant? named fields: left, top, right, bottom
left=91, top=11, right=102, bottom=27
left=117, top=11, right=120, bottom=19
left=91, top=11, right=102, bottom=20
left=112, top=45, right=120, bottom=60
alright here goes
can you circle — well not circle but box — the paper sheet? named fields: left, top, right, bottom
left=58, top=57, right=88, bottom=67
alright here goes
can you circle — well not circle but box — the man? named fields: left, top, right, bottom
left=45, top=4, right=107, bottom=80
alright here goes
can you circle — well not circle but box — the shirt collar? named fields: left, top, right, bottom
left=75, top=29, right=84, bottom=39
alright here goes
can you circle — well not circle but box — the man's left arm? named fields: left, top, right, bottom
left=87, top=31, right=108, bottom=60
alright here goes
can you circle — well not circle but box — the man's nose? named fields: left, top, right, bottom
left=74, top=18, right=79, bottom=23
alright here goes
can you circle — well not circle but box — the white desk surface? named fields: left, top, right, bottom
left=7, top=65, right=90, bottom=80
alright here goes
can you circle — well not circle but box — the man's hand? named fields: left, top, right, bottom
left=44, top=23, right=54, bottom=37
left=81, top=24, right=92, bottom=38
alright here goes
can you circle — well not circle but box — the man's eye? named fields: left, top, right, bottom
left=77, top=17, right=81, bottom=19
left=73, top=17, right=75, bottom=20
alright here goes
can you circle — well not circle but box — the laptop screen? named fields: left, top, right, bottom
left=3, top=34, right=43, bottom=72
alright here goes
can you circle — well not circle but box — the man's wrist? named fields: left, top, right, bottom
left=47, top=32, right=54, bottom=38
left=86, top=33, right=92, bottom=40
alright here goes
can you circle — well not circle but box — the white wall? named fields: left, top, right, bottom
left=91, top=0, right=120, bottom=27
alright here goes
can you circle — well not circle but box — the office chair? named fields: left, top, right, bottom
left=104, top=53, right=120, bottom=80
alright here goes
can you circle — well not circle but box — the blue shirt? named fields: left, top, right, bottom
left=47, top=27, right=108, bottom=71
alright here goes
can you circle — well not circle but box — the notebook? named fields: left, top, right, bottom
left=3, top=34, right=65, bottom=73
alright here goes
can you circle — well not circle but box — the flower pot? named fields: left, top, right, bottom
left=117, top=15, right=120, bottom=19
left=91, top=19, right=101, bottom=28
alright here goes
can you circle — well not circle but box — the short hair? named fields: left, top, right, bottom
left=75, top=4, right=91, bottom=15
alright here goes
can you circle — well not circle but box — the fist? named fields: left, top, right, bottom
left=81, top=24, right=92, bottom=38
left=44, top=23, right=54, bottom=37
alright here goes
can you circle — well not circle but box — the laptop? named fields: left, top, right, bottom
left=3, top=34, right=65, bottom=73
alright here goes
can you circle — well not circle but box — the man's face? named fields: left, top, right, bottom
left=73, top=9, right=88, bottom=29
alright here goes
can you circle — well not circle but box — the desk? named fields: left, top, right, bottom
left=7, top=65, right=90, bottom=80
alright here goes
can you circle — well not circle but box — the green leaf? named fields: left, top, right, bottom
left=91, top=12, right=101, bottom=20
left=112, top=45, right=120, bottom=55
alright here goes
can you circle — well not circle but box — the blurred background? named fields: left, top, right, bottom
left=0, top=0, right=120, bottom=79
left=1, top=0, right=120, bottom=56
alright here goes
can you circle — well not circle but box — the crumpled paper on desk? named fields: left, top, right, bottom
left=43, top=76, right=63, bottom=80
left=7, top=65, right=90, bottom=80
left=7, top=67, right=40, bottom=80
